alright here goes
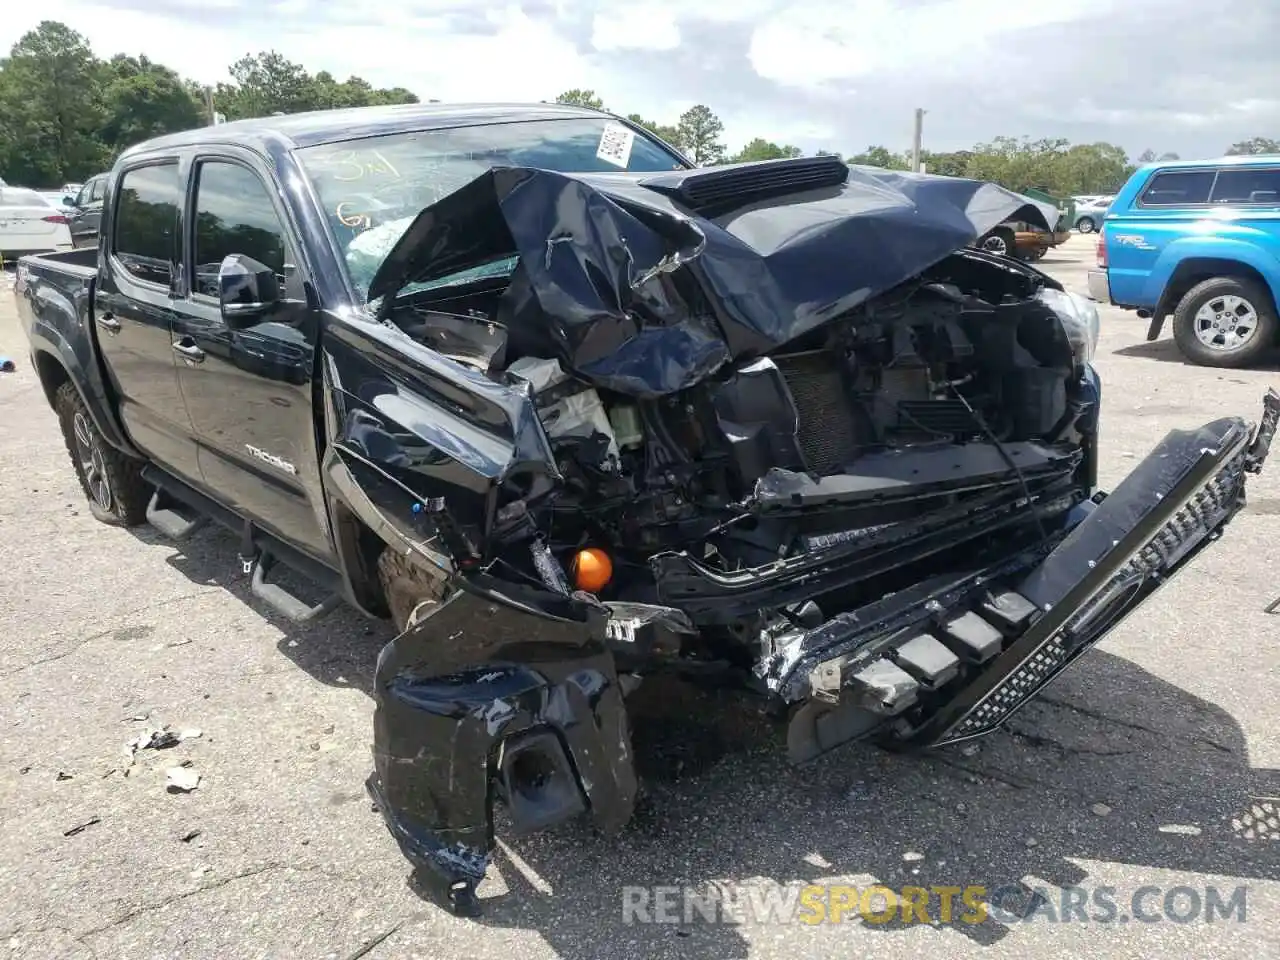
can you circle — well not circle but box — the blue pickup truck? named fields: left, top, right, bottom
left=1087, top=155, right=1280, bottom=367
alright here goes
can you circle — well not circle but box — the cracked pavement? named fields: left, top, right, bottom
left=1, top=234, right=1278, bottom=959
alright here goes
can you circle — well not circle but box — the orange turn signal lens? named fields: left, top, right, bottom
left=572, top=548, right=613, bottom=593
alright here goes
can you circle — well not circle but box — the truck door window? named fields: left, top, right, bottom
left=1138, top=170, right=1216, bottom=207
left=1209, top=168, right=1280, bottom=205
left=113, top=163, right=182, bottom=286
left=89, top=177, right=105, bottom=204
left=191, top=161, right=288, bottom=299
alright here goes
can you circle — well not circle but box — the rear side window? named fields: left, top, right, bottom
left=114, top=163, right=182, bottom=286
left=191, top=161, right=289, bottom=299
left=1139, top=170, right=1216, bottom=206
left=1210, top=168, right=1280, bottom=205
left=89, top=177, right=106, bottom=203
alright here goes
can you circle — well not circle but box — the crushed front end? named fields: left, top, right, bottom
left=344, top=157, right=1280, bottom=911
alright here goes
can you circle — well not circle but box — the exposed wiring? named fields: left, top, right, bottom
left=949, top=384, right=1050, bottom=542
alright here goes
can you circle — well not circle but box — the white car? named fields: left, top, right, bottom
left=0, top=186, right=73, bottom=261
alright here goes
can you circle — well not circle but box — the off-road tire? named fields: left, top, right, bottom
left=377, top=546, right=450, bottom=632
left=1076, top=216, right=1096, bottom=233
left=1172, top=276, right=1278, bottom=369
left=54, top=381, right=149, bottom=526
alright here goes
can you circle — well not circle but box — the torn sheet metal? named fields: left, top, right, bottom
left=368, top=577, right=636, bottom=913
left=367, top=156, right=1056, bottom=397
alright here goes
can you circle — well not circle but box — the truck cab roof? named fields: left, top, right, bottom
left=120, top=102, right=614, bottom=157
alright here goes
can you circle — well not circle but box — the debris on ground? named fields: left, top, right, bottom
left=125, top=727, right=180, bottom=756
left=1091, top=802, right=1113, bottom=817
left=63, top=817, right=101, bottom=837
left=55, top=771, right=73, bottom=781
left=960, top=743, right=981, bottom=757
left=123, top=722, right=204, bottom=770
left=179, top=829, right=202, bottom=843
left=166, top=767, right=201, bottom=793
left=902, top=851, right=925, bottom=862
left=1025, top=837, right=1038, bottom=848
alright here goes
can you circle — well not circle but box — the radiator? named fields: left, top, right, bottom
left=775, top=351, right=862, bottom=476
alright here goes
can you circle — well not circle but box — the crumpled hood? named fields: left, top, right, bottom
left=368, top=156, right=1054, bottom=397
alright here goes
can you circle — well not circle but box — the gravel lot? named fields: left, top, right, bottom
left=1, top=232, right=1277, bottom=959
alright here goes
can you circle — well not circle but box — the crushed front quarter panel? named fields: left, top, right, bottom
left=368, top=577, right=636, bottom=915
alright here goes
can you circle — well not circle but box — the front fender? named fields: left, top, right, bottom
left=368, top=578, right=636, bottom=914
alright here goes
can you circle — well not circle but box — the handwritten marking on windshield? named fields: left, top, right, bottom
left=311, top=149, right=402, bottom=182
left=336, top=202, right=372, bottom=230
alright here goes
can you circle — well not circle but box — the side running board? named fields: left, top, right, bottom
left=145, top=489, right=207, bottom=541
left=140, top=465, right=343, bottom=626
left=248, top=551, right=342, bottom=625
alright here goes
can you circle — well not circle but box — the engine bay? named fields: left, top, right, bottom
left=384, top=248, right=1089, bottom=638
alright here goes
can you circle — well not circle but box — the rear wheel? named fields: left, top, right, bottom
left=54, top=381, right=149, bottom=526
left=1076, top=216, right=1096, bottom=233
left=1172, top=276, right=1278, bottom=368
left=979, top=227, right=1016, bottom=258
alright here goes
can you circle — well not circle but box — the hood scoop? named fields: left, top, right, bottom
left=639, top=154, right=850, bottom=215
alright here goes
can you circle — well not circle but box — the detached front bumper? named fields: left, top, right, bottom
left=368, top=391, right=1279, bottom=913
left=779, top=391, right=1280, bottom=760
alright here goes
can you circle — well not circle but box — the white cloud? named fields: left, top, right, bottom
left=0, top=0, right=1276, bottom=160
left=591, top=4, right=681, bottom=52
left=747, top=0, right=1143, bottom=88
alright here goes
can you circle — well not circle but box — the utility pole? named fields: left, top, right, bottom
left=911, top=108, right=926, bottom=172
left=205, top=86, right=217, bottom=126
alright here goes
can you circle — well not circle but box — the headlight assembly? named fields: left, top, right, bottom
left=1037, top=286, right=1100, bottom=365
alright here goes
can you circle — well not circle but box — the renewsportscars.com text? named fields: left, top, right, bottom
left=621, top=883, right=1249, bottom=926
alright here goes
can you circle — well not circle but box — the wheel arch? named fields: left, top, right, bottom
left=29, top=341, right=140, bottom=457
left=33, top=348, right=72, bottom=412
left=1148, top=257, right=1280, bottom=342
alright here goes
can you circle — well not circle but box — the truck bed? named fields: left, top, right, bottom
left=21, top=246, right=98, bottom=281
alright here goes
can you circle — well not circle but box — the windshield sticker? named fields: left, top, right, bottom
left=596, top=122, right=635, bottom=169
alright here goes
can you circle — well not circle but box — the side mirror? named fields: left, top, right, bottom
left=63, top=195, right=76, bottom=207
left=218, top=254, right=281, bottom=327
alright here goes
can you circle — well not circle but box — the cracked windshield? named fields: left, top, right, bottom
left=296, top=117, right=684, bottom=301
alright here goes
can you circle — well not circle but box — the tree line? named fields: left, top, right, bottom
left=1, top=20, right=1275, bottom=196
left=0, top=20, right=418, bottom=186
left=556, top=90, right=1280, bottom=197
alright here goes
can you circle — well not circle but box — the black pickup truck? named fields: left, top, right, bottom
left=14, top=102, right=1279, bottom=914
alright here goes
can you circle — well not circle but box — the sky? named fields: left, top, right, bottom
left=3, top=0, right=1279, bottom=160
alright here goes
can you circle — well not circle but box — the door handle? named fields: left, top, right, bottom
left=172, top=340, right=206, bottom=363
left=97, top=313, right=120, bottom=333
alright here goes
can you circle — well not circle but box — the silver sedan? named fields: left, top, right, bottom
left=1074, top=196, right=1112, bottom=233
